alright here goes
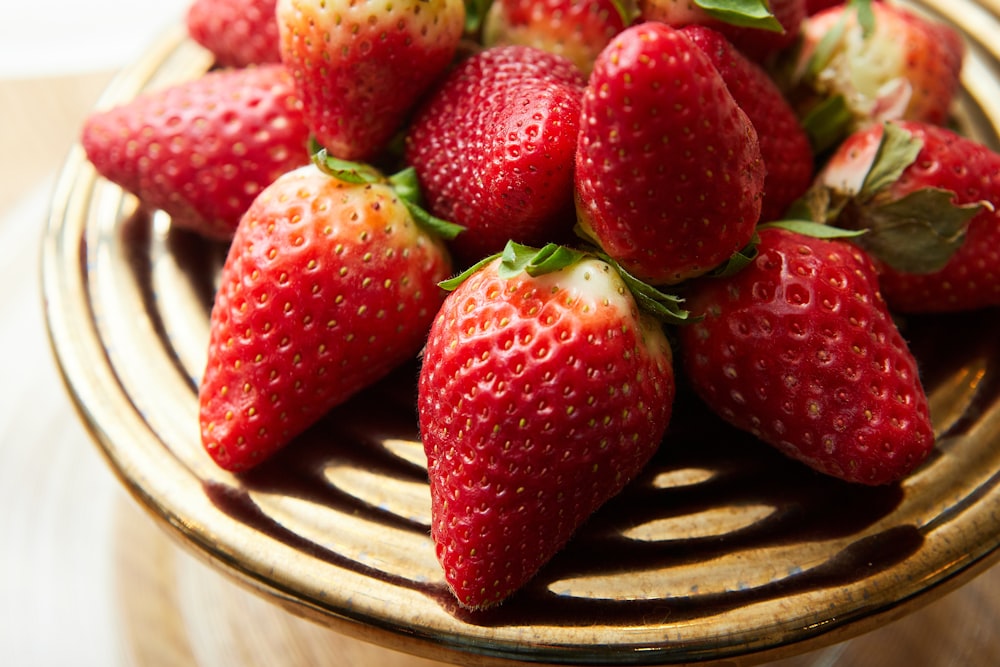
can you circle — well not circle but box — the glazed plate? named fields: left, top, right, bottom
left=41, top=2, right=1000, bottom=665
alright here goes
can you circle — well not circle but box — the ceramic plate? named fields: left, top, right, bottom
left=42, top=2, right=1000, bottom=665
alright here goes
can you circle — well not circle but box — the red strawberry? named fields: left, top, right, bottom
left=199, top=159, right=453, bottom=471
left=81, top=64, right=310, bottom=241
left=186, top=0, right=281, bottom=67
left=405, top=45, right=586, bottom=265
left=680, top=24, right=814, bottom=222
left=481, top=0, right=632, bottom=75
left=418, top=242, right=676, bottom=609
left=575, top=22, right=765, bottom=286
left=677, top=225, right=935, bottom=486
left=805, top=0, right=844, bottom=15
left=794, top=1, right=964, bottom=144
left=639, top=0, right=807, bottom=63
left=812, top=120, right=1000, bottom=313
left=276, top=0, right=465, bottom=161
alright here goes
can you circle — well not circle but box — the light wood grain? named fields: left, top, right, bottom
left=0, top=72, right=114, bottom=214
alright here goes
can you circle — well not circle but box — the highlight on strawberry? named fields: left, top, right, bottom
left=276, top=0, right=467, bottom=161
left=639, top=0, right=807, bottom=63
left=804, top=120, right=1000, bottom=312
left=677, top=222, right=936, bottom=487
left=73, top=0, right=1000, bottom=612
left=198, top=149, right=461, bottom=472
left=575, top=21, right=766, bottom=286
left=480, top=0, right=633, bottom=75
left=405, top=44, right=588, bottom=265
left=186, top=0, right=282, bottom=67
left=81, top=64, right=312, bottom=241
left=418, top=241, right=683, bottom=609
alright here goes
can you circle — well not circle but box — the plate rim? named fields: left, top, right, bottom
left=40, top=10, right=1000, bottom=667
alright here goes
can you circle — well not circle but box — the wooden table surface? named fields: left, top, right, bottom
left=2, top=44, right=999, bottom=667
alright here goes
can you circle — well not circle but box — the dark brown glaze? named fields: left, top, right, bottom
left=201, top=323, right=981, bottom=628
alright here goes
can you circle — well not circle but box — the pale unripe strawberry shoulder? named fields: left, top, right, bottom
left=418, top=249, right=676, bottom=608
left=278, top=0, right=466, bottom=53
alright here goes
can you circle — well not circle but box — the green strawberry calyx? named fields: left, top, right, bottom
left=610, top=0, right=641, bottom=27
left=695, top=0, right=783, bottom=32
left=310, top=140, right=465, bottom=241
left=798, top=0, right=876, bottom=151
left=440, top=241, right=693, bottom=325
left=759, top=219, right=865, bottom=238
left=463, top=0, right=491, bottom=36
left=808, top=122, right=986, bottom=274
left=705, top=221, right=866, bottom=280
left=806, top=0, right=875, bottom=78
left=801, top=94, right=853, bottom=155
left=705, top=235, right=761, bottom=279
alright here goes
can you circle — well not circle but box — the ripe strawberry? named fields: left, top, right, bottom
left=805, top=0, right=844, bottom=15
left=639, top=0, right=807, bottom=63
left=680, top=24, right=814, bottom=222
left=81, top=64, right=310, bottom=241
left=811, top=120, right=1000, bottom=313
left=677, top=225, right=935, bottom=486
left=418, top=242, right=676, bottom=609
left=186, top=0, right=281, bottom=67
left=575, top=22, right=765, bottom=286
left=405, top=45, right=586, bottom=265
left=276, top=0, right=465, bottom=161
left=481, top=0, right=632, bottom=75
left=794, top=1, right=964, bottom=145
left=199, top=159, right=453, bottom=471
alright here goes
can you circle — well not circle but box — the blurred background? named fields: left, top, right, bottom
left=0, top=2, right=185, bottom=665
left=0, top=1, right=189, bottom=212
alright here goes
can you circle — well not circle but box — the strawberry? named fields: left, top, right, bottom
left=418, top=242, right=676, bottom=609
left=186, top=0, right=281, bottom=67
left=575, top=22, right=765, bottom=286
left=680, top=24, right=814, bottom=223
left=199, top=157, right=454, bottom=471
left=81, top=64, right=311, bottom=241
left=677, top=224, right=935, bottom=486
left=480, top=0, right=632, bottom=75
left=405, top=45, right=586, bottom=265
left=639, top=0, right=807, bottom=63
left=809, top=120, right=1000, bottom=313
left=805, top=0, right=844, bottom=15
left=276, top=0, right=466, bottom=161
left=793, top=1, right=964, bottom=150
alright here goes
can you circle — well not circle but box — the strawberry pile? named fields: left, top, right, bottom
left=79, top=0, right=1000, bottom=610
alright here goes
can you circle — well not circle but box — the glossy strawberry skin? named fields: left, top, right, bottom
left=418, top=254, right=675, bottom=609
left=481, top=0, right=629, bottom=75
left=681, top=25, right=814, bottom=223
left=819, top=121, right=1000, bottom=313
left=186, top=0, right=281, bottom=67
left=406, top=46, right=586, bottom=265
left=199, top=164, right=452, bottom=472
left=575, top=22, right=765, bottom=286
left=640, top=0, right=806, bottom=63
left=678, top=227, right=934, bottom=486
left=81, top=64, right=310, bottom=241
left=799, top=2, right=964, bottom=128
left=277, top=0, right=465, bottom=161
